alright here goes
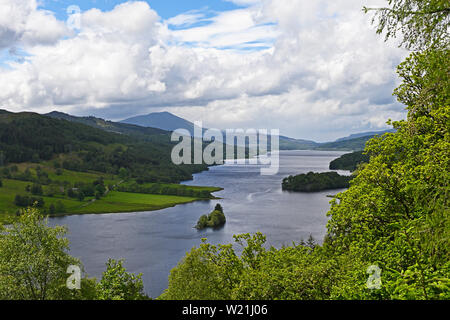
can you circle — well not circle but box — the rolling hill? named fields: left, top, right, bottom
left=0, top=109, right=208, bottom=183
left=121, top=111, right=198, bottom=136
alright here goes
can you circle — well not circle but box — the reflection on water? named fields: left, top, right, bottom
left=48, top=150, right=348, bottom=297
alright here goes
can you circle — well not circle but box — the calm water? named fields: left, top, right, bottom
left=48, top=150, right=348, bottom=297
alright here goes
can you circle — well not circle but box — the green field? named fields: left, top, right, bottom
left=0, top=163, right=221, bottom=225
left=68, top=191, right=200, bottom=215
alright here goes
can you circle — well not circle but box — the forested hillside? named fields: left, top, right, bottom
left=0, top=110, right=207, bottom=183
left=329, top=151, right=370, bottom=171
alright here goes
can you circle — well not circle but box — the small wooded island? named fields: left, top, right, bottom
left=196, top=204, right=226, bottom=230
left=329, top=151, right=369, bottom=171
left=282, top=171, right=352, bottom=192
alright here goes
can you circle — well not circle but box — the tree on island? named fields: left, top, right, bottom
left=196, top=204, right=226, bottom=230
left=282, top=171, right=352, bottom=192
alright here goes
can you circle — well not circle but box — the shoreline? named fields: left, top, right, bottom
left=47, top=197, right=213, bottom=219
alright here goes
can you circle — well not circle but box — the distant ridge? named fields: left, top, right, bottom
left=334, top=129, right=395, bottom=142
left=119, top=111, right=393, bottom=151
left=278, top=135, right=318, bottom=150
left=121, top=112, right=197, bottom=136
left=45, top=111, right=169, bottom=138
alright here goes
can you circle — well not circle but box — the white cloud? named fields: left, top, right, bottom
left=168, top=7, right=278, bottom=49
left=0, top=0, right=68, bottom=49
left=166, top=10, right=207, bottom=27
left=0, top=0, right=408, bottom=140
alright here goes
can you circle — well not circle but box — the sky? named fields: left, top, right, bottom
left=0, top=0, right=408, bottom=141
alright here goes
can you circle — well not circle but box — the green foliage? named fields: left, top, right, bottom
left=329, top=151, right=370, bottom=171
left=196, top=207, right=226, bottom=230
left=117, top=181, right=218, bottom=199
left=161, top=233, right=368, bottom=300
left=364, top=0, right=450, bottom=50
left=30, top=183, right=43, bottom=195
left=196, top=215, right=209, bottom=230
left=0, top=110, right=208, bottom=183
left=14, top=195, right=45, bottom=208
left=97, top=259, right=148, bottom=300
left=77, top=191, right=85, bottom=202
left=55, top=201, right=66, bottom=214
left=160, top=235, right=247, bottom=300
left=394, top=49, right=449, bottom=113
left=0, top=208, right=79, bottom=299
left=282, top=172, right=352, bottom=192
left=0, top=207, right=150, bottom=300
left=118, top=167, right=129, bottom=180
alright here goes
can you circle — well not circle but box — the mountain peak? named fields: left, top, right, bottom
left=120, top=111, right=195, bottom=133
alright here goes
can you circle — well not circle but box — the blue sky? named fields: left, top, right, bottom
left=40, top=0, right=243, bottom=21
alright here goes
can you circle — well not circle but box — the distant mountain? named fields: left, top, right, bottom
left=47, top=111, right=249, bottom=160
left=278, top=130, right=394, bottom=151
left=121, top=112, right=198, bottom=136
left=118, top=111, right=392, bottom=152
left=316, top=135, right=384, bottom=151
left=279, top=136, right=319, bottom=150
left=334, top=130, right=395, bottom=142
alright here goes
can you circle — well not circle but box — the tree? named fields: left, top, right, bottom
left=325, top=0, right=450, bottom=299
left=95, top=184, right=106, bottom=196
left=96, top=259, right=148, bottom=300
left=118, top=167, right=129, bottom=180
left=208, top=210, right=226, bottom=228
left=214, top=203, right=223, bottom=213
left=45, top=184, right=59, bottom=197
left=196, top=215, right=209, bottom=229
left=77, top=191, right=85, bottom=202
left=0, top=208, right=81, bottom=299
left=55, top=201, right=66, bottom=214
left=364, top=0, right=450, bottom=50
left=0, top=207, right=149, bottom=300
left=160, top=237, right=243, bottom=300
left=67, top=188, right=76, bottom=198
left=30, top=183, right=43, bottom=196
left=195, top=209, right=226, bottom=230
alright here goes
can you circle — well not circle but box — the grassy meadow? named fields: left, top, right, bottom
left=0, top=162, right=221, bottom=225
